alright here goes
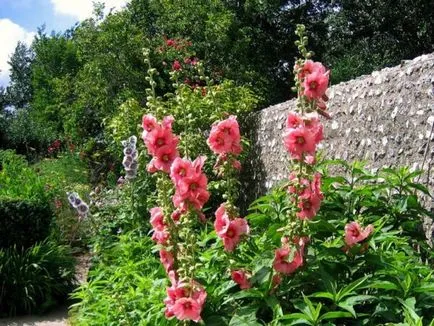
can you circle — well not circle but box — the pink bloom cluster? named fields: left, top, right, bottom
left=164, top=273, right=207, bottom=323
left=214, top=204, right=249, bottom=252
left=273, top=236, right=308, bottom=275
left=207, top=116, right=242, bottom=169
left=142, top=115, right=179, bottom=173
left=344, top=222, right=374, bottom=247
left=288, top=172, right=324, bottom=220
left=170, top=156, right=210, bottom=217
left=283, top=112, right=323, bottom=163
left=231, top=270, right=251, bottom=289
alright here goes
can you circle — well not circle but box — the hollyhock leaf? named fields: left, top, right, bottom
left=250, top=266, right=271, bottom=285
left=229, top=306, right=261, bottom=326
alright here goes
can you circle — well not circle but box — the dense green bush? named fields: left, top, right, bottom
left=70, top=232, right=170, bottom=326
left=0, top=240, right=75, bottom=316
left=0, top=199, right=52, bottom=249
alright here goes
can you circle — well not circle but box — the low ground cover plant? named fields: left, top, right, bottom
left=70, top=26, right=434, bottom=325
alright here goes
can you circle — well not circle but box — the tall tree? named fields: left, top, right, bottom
left=6, top=42, right=33, bottom=109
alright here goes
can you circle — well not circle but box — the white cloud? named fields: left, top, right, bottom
left=50, top=0, right=130, bottom=20
left=0, top=19, right=35, bottom=87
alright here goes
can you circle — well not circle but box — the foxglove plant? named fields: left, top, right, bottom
left=121, top=136, right=139, bottom=180
left=67, top=191, right=89, bottom=220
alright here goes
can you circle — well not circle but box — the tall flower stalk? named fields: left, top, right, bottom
left=272, top=24, right=330, bottom=280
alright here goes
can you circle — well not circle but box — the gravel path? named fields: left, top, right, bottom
left=0, top=306, right=68, bottom=326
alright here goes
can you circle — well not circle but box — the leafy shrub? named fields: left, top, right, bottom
left=202, top=161, right=434, bottom=325
left=0, top=240, right=75, bottom=316
left=0, top=150, right=48, bottom=201
left=70, top=232, right=172, bottom=325
left=0, top=198, right=53, bottom=249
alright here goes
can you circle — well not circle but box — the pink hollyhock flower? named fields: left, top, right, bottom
left=186, top=188, right=210, bottom=211
left=172, top=60, right=182, bottom=71
left=145, top=126, right=178, bottom=156
left=298, top=60, right=326, bottom=80
left=214, top=204, right=230, bottom=235
left=150, top=207, right=170, bottom=244
left=146, top=159, right=158, bottom=173
left=160, top=249, right=174, bottom=273
left=344, top=222, right=374, bottom=247
left=297, top=190, right=322, bottom=220
left=303, top=70, right=329, bottom=100
left=207, top=116, right=242, bottom=155
left=162, top=115, right=175, bottom=130
left=207, top=129, right=232, bottom=154
left=177, top=172, right=208, bottom=199
left=150, top=207, right=166, bottom=231
left=273, top=247, right=303, bottom=275
left=172, top=297, right=202, bottom=322
left=304, top=117, right=324, bottom=144
left=171, top=209, right=183, bottom=223
left=286, top=112, right=303, bottom=129
left=142, top=114, right=158, bottom=135
left=221, top=218, right=249, bottom=252
left=153, top=145, right=179, bottom=173
left=152, top=229, right=170, bottom=244
left=312, top=173, right=324, bottom=200
left=165, top=280, right=207, bottom=323
left=170, top=157, right=193, bottom=185
left=283, top=126, right=316, bottom=159
left=191, top=156, right=206, bottom=174
left=231, top=270, right=251, bottom=289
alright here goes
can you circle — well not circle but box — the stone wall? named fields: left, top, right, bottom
left=241, top=53, right=434, bottom=205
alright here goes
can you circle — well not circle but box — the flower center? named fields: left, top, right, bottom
left=226, top=228, right=235, bottom=238
left=190, top=183, right=198, bottom=190
left=183, top=301, right=192, bottom=310
left=162, top=154, right=170, bottom=162
left=309, top=81, right=317, bottom=89
left=296, top=136, right=305, bottom=144
left=157, top=138, right=165, bottom=146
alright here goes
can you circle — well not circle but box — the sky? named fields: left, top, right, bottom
left=0, top=0, right=129, bottom=87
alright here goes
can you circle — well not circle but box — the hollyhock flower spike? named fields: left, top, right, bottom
left=344, top=222, right=374, bottom=247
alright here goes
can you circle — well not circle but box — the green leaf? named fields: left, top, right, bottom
left=310, top=292, right=334, bottom=301
left=366, top=280, right=399, bottom=291
left=229, top=306, right=261, bottom=326
left=320, top=311, right=353, bottom=320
